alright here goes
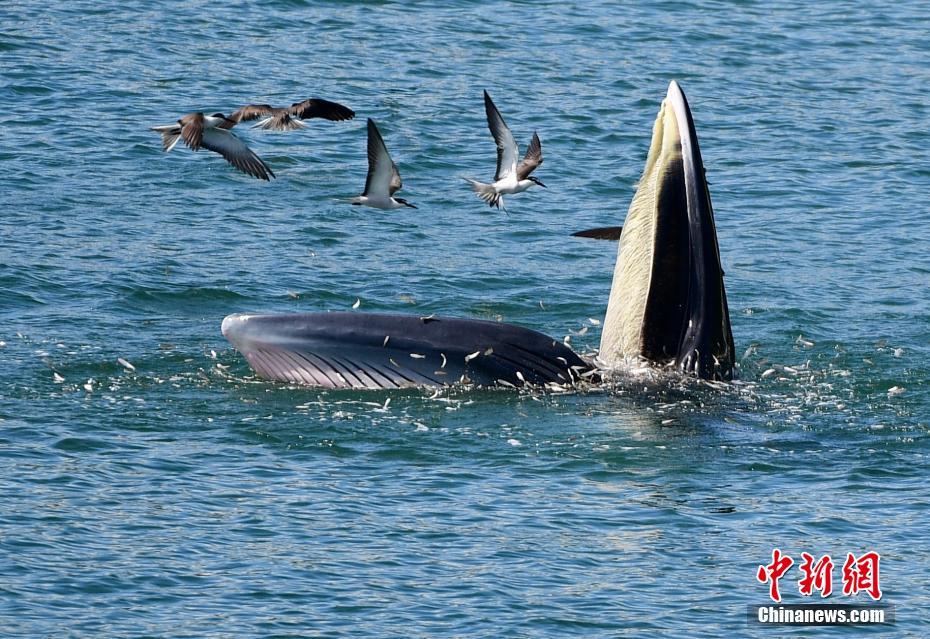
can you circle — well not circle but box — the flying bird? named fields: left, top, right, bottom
left=151, top=112, right=275, bottom=180
left=350, top=119, right=416, bottom=210
left=151, top=98, right=353, bottom=179
left=227, top=98, right=355, bottom=131
left=464, top=90, right=545, bottom=209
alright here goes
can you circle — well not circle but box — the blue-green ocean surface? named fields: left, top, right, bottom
left=1, top=1, right=928, bottom=636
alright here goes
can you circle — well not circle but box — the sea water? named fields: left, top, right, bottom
left=1, top=1, right=928, bottom=636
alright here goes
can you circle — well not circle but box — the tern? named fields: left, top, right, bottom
left=464, top=90, right=545, bottom=210
left=350, top=119, right=416, bottom=210
left=151, top=111, right=275, bottom=180
left=227, top=98, right=355, bottom=131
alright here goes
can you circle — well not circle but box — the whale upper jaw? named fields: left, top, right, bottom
left=599, top=80, right=735, bottom=381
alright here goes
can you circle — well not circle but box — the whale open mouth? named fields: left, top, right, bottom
left=598, top=80, right=735, bottom=380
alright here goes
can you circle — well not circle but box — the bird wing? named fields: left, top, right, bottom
left=516, top=131, right=543, bottom=180
left=484, top=90, right=518, bottom=181
left=221, top=312, right=595, bottom=389
left=289, top=98, right=356, bottom=121
left=229, top=104, right=302, bottom=131
left=228, top=104, right=275, bottom=123
left=178, top=112, right=205, bottom=151
left=389, top=160, right=403, bottom=195
left=363, top=119, right=400, bottom=197
left=199, top=128, right=276, bottom=181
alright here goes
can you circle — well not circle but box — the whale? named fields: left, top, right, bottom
left=221, top=80, right=735, bottom=388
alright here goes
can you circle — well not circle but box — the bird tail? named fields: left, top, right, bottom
left=462, top=178, right=502, bottom=209
left=151, top=125, right=183, bottom=152
left=250, top=115, right=307, bottom=131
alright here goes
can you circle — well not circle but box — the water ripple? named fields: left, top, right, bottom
left=1, top=0, right=928, bottom=636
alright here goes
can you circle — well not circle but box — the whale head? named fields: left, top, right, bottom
left=598, top=80, right=735, bottom=380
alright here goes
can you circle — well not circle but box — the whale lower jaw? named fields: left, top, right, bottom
left=222, top=312, right=594, bottom=389
left=598, top=81, right=735, bottom=381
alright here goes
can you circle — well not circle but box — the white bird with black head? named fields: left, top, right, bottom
left=464, top=90, right=545, bottom=210
left=350, top=119, right=417, bottom=210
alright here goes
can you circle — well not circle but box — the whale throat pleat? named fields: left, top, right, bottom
left=600, top=98, right=685, bottom=364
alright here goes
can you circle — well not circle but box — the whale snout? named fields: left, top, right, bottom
left=221, top=313, right=252, bottom=341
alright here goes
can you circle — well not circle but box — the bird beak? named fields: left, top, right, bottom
left=405, top=202, right=418, bottom=209
left=537, top=180, right=547, bottom=188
